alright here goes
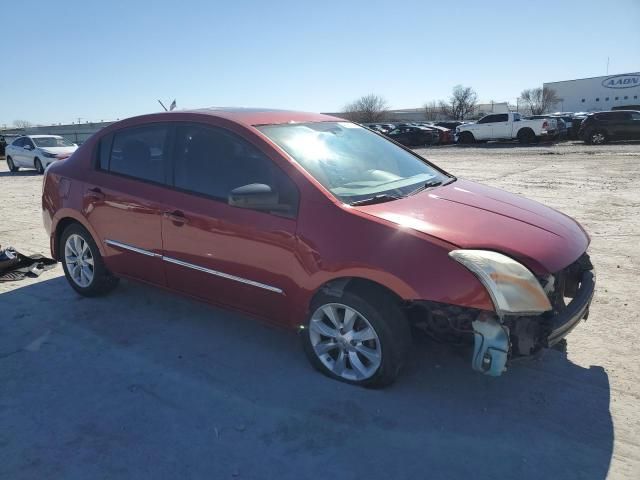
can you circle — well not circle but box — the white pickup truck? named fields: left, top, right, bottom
left=456, top=112, right=557, bottom=144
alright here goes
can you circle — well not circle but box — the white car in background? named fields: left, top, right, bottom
left=456, top=112, right=558, bottom=144
left=5, top=135, right=78, bottom=174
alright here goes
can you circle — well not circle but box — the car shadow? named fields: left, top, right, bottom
left=0, top=169, right=40, bottom=177
left=454, top=141, right=566, bottom=149
left=1, top=276, right=613, bottom=479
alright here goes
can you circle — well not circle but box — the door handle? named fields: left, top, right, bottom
left=86, top=187, right=105, bottom=201
left=164, top=210, right=188, bottom=225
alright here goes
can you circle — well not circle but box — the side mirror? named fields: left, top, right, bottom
left=24, top=144, right=33, bottom=150
left=228, top=183, right=287, bottom=212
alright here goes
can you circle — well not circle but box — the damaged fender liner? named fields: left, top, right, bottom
left=546, top=270, right=595, bottom=347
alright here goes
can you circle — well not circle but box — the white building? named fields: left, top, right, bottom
left=544, top=72, right=640, bottom=113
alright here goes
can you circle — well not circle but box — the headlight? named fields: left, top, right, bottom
left=449, top=250, right=552, bottom=316
left=42, top=151, right=58, bottom=158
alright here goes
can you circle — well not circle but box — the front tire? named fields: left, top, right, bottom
left=302, top=288, right=411, bottom=387
left=6, top=156, right=18, bottom=172
left=588, top=130, right=607, bottom=145
left=34, top=157, right=44, bottom=174
left=60, top=223, right=119, bottom=296
left=459, top=131, right=475, bottom=144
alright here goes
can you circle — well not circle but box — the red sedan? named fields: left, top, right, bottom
left=42, top=108, right=595, bottom=387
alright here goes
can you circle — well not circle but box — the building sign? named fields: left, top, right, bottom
left=601, top=74, right=640, bottom=89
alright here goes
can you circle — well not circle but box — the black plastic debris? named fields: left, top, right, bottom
left=0, top=246, right=57, bottom=282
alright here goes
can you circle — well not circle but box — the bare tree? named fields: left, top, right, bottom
left=438, top=85, right=478, bottom=120
left=519, top=87, right=560, bottom=115
left=424, top=100, right=443, bottom=121
left=13, top=119, right=32, bottom=129
left=342, top=94, right=388, bottom=123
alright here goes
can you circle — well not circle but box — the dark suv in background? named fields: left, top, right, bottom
left=579, top=110, right=640, bottom=144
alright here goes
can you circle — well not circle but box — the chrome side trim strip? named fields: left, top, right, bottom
left=105, top=239, right=162, bottom=258
left=104, top=239, right=283, bottom=295
left=162, top=255, right=284, bottom=294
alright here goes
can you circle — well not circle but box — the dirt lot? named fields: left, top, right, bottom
left=1, top=141, right=639, bottom=479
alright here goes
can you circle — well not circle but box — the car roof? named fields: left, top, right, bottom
left=26, top=134, right=63, bottom=138
left=169, top=107, right=343, bottom=126
left=593, top=110, right=639, bottom=114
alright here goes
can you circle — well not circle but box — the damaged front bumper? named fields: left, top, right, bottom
left=546, top=269, right=595, bottom=347
left=478, top=255, right=596, bottom=376
left=410, top=253, right=595, bottom=377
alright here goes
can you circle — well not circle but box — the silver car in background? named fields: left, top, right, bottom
left=5, top=135, right=78, bottom=174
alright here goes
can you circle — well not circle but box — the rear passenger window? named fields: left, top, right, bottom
left=172, top=124, right=299, bottom=217
left=495, top=114, right=508, bottom=122
left=106, top=124, right=168, bottom=183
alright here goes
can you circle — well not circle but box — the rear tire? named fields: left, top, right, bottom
left=34, top=157, right=44, bottom=174
left=6, top=156, right=18, bottom=172
left=459, top=131, right=475, bottom=144
left=301, top=287, right=411, bottom=388
left=60, top=223, right=119, bottom=297
left=517, top=128, right=535, bottom=144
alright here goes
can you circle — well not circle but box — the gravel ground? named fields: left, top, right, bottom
left=1, top=141, right=639, bottom=479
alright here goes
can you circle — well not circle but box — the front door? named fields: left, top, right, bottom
left=491, top=113, right=511, bottom=139
left=21, top=137, right=36, bottom=168
left=160, top=122, right=300, bottom=324
left=624, top=111, right=640, bottom=139
left=84, top=123, right=171, bottom=286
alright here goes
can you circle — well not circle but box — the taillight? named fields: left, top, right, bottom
left=542, top=121, right=548, bottom=129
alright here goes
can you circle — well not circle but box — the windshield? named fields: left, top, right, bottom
left=32, top=136, right=75, bottom=148
left=257, top=122, right=449, bottom=203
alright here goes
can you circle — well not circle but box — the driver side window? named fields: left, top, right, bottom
left=478, top=115, right=496, bottom=124
left=172, top=124, right=299, bottom=217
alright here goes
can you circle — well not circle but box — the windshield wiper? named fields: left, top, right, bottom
left=349, top=194, right=402, bottom=206
left=406, top=180, right=443, bottom=197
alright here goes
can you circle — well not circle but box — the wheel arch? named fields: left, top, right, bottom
left=516, top=127, right=535, bottom=138
left=308, top=276, right=406, bottom=317
left=460, top=130, right=475, bottom=142
left=51, top=211, right=105, bottom=261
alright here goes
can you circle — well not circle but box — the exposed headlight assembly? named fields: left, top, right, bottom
left=449, top=250, right=552, bottom=316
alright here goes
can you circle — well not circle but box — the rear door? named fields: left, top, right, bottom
left=601, top=112, right=627, bottom=138
left=160, top=122, right=300, bottom=324
left=9, top=137, right=25, bottom=165
left=85, top=123, right=170, bottom=285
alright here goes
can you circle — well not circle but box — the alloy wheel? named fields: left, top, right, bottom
left=308, top=303, right=382, bottom=381
left=64, top=234, right=95, bottom=287
left=591, top=132, right=605, bottom=144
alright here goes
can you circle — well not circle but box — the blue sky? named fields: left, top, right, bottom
left=2, top=0, right=639, bottom=126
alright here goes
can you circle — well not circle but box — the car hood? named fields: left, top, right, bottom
left=39, top=146, right=77, bottom=154
left=39, top=146, right=77, bottom=159
left=355, top=179, right=589, bottom=274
